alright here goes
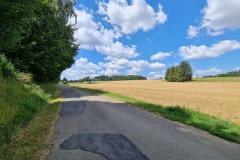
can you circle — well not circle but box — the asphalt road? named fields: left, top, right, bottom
left=46, top=85, right=240, bottom=160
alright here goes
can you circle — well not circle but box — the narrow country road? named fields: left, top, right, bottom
left=47, top=86, right=240, bottom=160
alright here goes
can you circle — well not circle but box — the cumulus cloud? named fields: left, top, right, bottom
left=187, top=25, right=200, bottom=38
left=188, top=0, right=240, bottom=37
left=151, top=52, right=171, bottom=60
left=127, top=67, right=141, bottom=75
left=99, top=58, right=129, bottom=70
left=194, top=68, right=222, bottom=77
left=70, top=8, right=140, bottom=59
left=61, top=58, right=101, bottom=80
left=178, top=40, right=240, bottom=60
left=61, top=57, right=167, bottom=80
left=98, top=0, right=167, bottom=34
left=100, top=58, right=166, bottom=75
left=96, top=41, right=139, bottom=59
left=149, top=62, right=166, bottom=69
left=99, top=69, right=120, bottom=75
left=70, top=9, right=121, bottom=50
left=100, top=58, right=149, bottom=70
left=148, top=70, right=166, bottom=79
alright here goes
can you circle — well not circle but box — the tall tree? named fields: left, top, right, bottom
left=180, top=61, right=192, bottom=81
left=1, top=0, right=78, bottom=82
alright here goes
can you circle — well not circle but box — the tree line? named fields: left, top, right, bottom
left=165, top=61, right=192, bottom=82
left=92, top=75, right=147, bottom=81
left=203, top=70, right=240, bottom=77
left=63, top=75, right=147, bottom=83
left=0, top=0, right=78, bottom=82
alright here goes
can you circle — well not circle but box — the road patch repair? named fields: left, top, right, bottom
left=60, top=133, right=149, bottom=160
left=60, top=101, right=86, bottom=116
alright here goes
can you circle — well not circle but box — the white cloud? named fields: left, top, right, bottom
left=61, top=57, right=167, bottom=80
left=61, top=58, right=101, bottom=80
left=179, top=40, right=240, bottom=60
left=99, top=58, right=129, bottom=70
left=96, top=41, right=139, bottom=59
left=99, top=69, right=120, bottom=75
left=70, top=9, right=121, bottom=50
left=129, top=60, right=149, bottom=68
left=127, top=67, right=141, bottom=75
left=70, top=8, right=140, bottom=59
left=151, top=52, right=171, bottom=60
left=100, top=58, right=149, bottom=70
left=188, top=0, right=240, bottom=37
left=194, top=68, right=222, bottom=77
left=149, top=62, right=166, bottom=69
left=235, top=67, right=240, bottom=71
left=98, top=0, right=167, bottom=34
left=148, top=70, right=166, bottom=79
left=99, top=58, right=166, bottom=75
left=187, top=25, right=200, bottom=38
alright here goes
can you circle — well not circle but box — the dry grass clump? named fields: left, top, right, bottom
left=71, top=80, right=240, bottom=124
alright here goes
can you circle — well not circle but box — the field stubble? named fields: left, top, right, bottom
left=71, top=80, right=240, bottom=124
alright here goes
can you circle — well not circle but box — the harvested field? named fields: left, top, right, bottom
left=70, top=80, right=240, bottom=124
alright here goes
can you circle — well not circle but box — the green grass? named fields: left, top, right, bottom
left=0, top=79, right=61, bottom=160
left=74, top=87, right=240, bottom=144
left=193, top=77, right=240, bottom=82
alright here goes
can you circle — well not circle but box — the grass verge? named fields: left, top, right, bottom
left=0, top=82, right=61, bottom=160
left=74, top=86, right=240, bottom=144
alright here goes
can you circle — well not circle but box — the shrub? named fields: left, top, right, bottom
left=0, top=54, right=18, bottom=79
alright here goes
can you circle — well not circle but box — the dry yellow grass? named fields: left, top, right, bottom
left=70, top=80, right=240, bottom=124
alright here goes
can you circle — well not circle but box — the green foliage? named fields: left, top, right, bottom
left=0, top=79, right=51, bottom=149
left=0, top=0, right=37, bottom=51
left=180, top=61, right=192, bottom=81
left=62, top=77, right=68, bottom=84
left=0, top=83, right=61, bottom=160
left=165, top=66, right=181, bottom=82
left=1, top=0, right=78, bottom=83
left=165, top=61, right=192, bottom=82
left=0, top=54, right=18, bottom=78
left=75, top=87, right=240, bottom=143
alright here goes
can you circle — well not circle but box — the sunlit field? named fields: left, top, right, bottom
left=70, top=78, right=240, bottom=124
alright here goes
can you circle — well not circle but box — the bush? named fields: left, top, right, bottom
left=0, top=54, right=18, bottom=79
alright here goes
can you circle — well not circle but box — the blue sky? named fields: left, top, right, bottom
left=61, top=0, right=240, bottom=80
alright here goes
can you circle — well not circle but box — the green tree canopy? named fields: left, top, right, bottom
left=0, top=0, right=78, bottom=82
left=180, top=61, right=192, bottom=81
left=165, top=61, right=192, bottom=82
left=0, top=1, right=33, bottom=52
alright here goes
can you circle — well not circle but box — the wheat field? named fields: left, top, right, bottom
left=70, top=80, right=240, bottom=124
